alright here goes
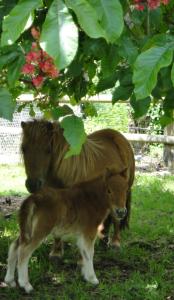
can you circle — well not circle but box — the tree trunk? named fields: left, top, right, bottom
left=163, top=121, right=174, bottom=172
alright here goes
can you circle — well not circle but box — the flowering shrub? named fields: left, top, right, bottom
left=22, top=28, right=59, bottom=89
left=0, top=0, right=173, bottom=154
left=133, top=0, right=170, bottom=10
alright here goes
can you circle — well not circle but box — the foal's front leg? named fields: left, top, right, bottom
left=77, top=234, right=99, bottom=285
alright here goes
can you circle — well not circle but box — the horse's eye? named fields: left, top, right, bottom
left=21, top=145, right=26, bottom=154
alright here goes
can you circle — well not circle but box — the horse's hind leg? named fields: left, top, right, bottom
left=49, top=238, right=64, bottom=258
left=4, top=237, right=19, bottom=287
left=77, top=234, right=99, bottom=285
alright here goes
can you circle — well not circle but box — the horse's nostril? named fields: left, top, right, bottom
left=115, top=208, right=127, bottom=219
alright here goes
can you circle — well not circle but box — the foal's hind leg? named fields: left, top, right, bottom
left=17, top=241, right=40, bottom=293
left=5, top=238, right=19, bottom=287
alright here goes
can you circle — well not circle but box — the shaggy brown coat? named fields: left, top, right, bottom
left=5, top=170, right=128, bottom=293
left=21, top=119, right=135, bottom=248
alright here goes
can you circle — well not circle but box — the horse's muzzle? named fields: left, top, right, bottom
left=25, top=178, right=43, bottom=193
left=115, top=207, right=127, bottom=220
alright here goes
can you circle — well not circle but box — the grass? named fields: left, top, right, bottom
left=0, top=164, right=28, bottom=196
left=0, top=165, right=174, bottom=299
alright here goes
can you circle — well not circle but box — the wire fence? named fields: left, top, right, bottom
left=0, top=102, right=150, bottom=164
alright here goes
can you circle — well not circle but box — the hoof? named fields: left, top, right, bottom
left=86, top=275, right=99, bottom=285
left=19, top=281, right=34, bottom=294
left=110, top=240, right=121, bottom=249
left=4, top=278, right=16, bottom=288
left=24, top=283, right=34, bottom=294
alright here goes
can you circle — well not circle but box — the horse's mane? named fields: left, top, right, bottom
left=52, top=126, right=105, bottom=185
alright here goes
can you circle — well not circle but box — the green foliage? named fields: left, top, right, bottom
left=1, top=0, right=42, bottom=46
left=0, top=87, right=16, bottom=120
left=40, top=0, right=78, bottom=70
left=60, top=115, right=87, bottom=158
left=65, top=0, right=123, bottom=43
left=133, top=44, right=174, bottom=100
left=0, top=0, right=174, bottom=155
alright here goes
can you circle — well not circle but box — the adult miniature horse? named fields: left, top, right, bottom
left=21, top=119, right=135, bottom=253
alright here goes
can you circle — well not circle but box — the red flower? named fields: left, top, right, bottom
left=32, top=75, right=44, bottom=88
left=48, top=67, right=59, bottom=78
left=26, top=51, right=41, bottom=63
left=136, top=4, right=145, bottom=10
left=31, top=27, right=40, bottom=40
left=22, top=63, right=35, bottom=75
left=39, top=60, right=53, bottom=73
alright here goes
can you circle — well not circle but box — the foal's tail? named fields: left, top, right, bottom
left=120, top=189, right=132, bottom=230
left=19, top=196, right=36, bottom=243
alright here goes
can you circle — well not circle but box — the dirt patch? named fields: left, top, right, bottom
left=0, top=196, right=24, bottom=218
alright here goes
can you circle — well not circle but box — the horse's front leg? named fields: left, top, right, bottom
left=99, top=214, right=112, bottom=246
left=49, top=238, right=64, bottom=258
left=110, top=218, right=121, bottom=248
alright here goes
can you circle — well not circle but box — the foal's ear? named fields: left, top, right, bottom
left=21, top=121, right=26, bottom=129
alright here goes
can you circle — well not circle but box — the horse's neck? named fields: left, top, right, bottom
left=53, top=137, right=104, bottom=186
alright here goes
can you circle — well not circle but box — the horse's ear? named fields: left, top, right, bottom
left=21, top=121, right=26, bottom=129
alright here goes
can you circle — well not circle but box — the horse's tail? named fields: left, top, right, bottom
left=120, top=189, right=132, bottom=230
left=19, top=196, right=36, bottom=243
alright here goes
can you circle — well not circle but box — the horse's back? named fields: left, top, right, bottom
left=57, top=128, right=134, bottom=187
left=88, top=128, right=135, bottom=185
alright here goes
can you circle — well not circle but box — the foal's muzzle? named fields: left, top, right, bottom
left=115, top=207, right=127, bottom=220
left=25, top=178, right=43, bottom=193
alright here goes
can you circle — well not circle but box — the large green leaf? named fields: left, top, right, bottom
left=60, top=115, right=86, bottom=158
left=133, top=45, right=173, bottom=100
left=0, top=88, right=16, bottom=120
left=40, top=0, right=78, bottom=70
left=101, top=45, right=120, bottom=77
left=1, top=0, right=42, bottom=46
left=112, top=85, right=133, bottom=104
left=96, top=73, right=118, bottom=93
left=51, top=105, right=74, bottom=120
left=130, top=94, right=151, bottom=118
left=65, top=0, right=123, bottom=43
left=171, top=63, right=174, bottom=87
left=7, top=54, right=25, bottom=87
left=118, top=36, right=138, bottom=65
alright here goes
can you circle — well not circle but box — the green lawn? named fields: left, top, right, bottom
left=0, top=165, right=174, bottom=300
